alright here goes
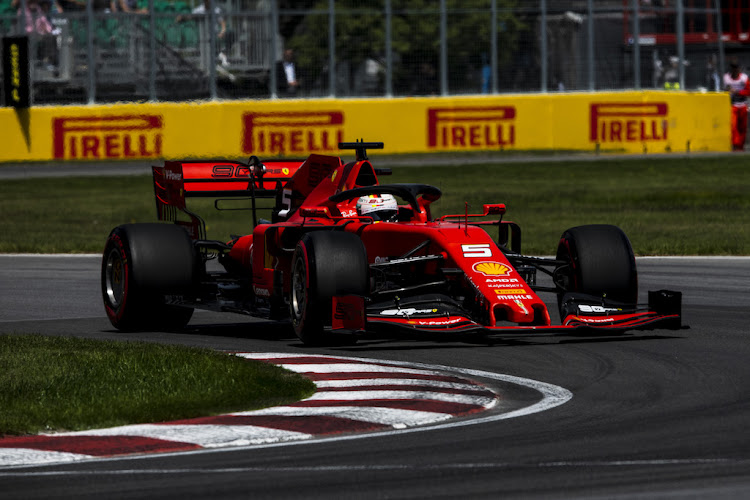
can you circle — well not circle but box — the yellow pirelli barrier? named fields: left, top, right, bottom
left=0, top=91, right=730, bottom=162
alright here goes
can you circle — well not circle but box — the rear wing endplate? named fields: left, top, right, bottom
left=152, top=159, right=302, bottom=238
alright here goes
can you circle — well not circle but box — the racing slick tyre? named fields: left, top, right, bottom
left=102, top=223, right=196, bottom=332
left=555, top=224, right=638, bottom=318
left=290, top=231, right=368, bottom=345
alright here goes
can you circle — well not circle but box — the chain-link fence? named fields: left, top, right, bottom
left=0, top=0, right=738, bottom=105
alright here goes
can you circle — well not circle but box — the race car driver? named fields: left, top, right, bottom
left=356, top=194, right=399, bottom=221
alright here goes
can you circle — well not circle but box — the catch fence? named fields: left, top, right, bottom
left=0, top=0, right=739, bottom=105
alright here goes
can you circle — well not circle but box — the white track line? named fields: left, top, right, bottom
left=306, top=390, right=494, bottom=405
left=233, top=406, right=453, bottom=427
left=0, top=449, right=93, bottom=466
left=59, top=424, right=311, bottom=448
left=4, top=459, right=740, bottom=478
left=276, top=363, right=442, bottom=375
left=313, top=378, right=480, bottom=390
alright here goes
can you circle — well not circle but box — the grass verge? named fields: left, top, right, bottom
left=0, top=334, right=316, bottom=436
left=0, top=155, right=748, bottom=255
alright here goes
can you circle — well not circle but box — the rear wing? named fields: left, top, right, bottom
left=152, top=143, right=384, bottom=238
left=152, top=158, right=303, bottom=239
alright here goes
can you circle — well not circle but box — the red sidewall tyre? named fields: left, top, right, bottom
left=102, top=230, right=133, bottom=326
left=102, top=223, right=196, bottom=332
left=290, top=231, right=368, bottom=345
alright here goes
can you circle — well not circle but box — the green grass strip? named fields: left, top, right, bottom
left=394, top=156, right=750, bottom=255
left=0, top=155, right=748, bottom=255
left=0, top=334, right=316, bottom=436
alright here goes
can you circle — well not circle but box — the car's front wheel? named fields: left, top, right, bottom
left=555, top=224, right=638, bottom=318
left=290, top=231, right=368, bottom=345
left=102, top=223, right=196, bottom=332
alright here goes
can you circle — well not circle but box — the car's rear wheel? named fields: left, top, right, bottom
left=555, top=224, right=638, bottom=316
left=102, top=223, right=196, bottom=332
left=290, top=231, right=368, bottom=345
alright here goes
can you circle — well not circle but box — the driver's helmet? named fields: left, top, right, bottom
left=356, top=194, right=398, bottom=221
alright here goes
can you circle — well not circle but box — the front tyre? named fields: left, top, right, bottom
left=555, top=224, right=638, bottom=317
left=102, top=223, right=196, bottom=332
left=290, top=231, right=368, bottom=345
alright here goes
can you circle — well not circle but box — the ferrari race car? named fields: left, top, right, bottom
left=102, top=142, right=682, bottom=344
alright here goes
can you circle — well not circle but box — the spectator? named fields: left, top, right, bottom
left=110, top=0, right=147, bottom=14
left=663, top=56, right=680, bottom=90
left=411, top=62, right=439, bottom=96
left=723, top=58, right=750, bottom=151
left=13, top=0, right=53, bottom=35
left=37, top=0, right=60, bottom=34
left=653, top=51, right=664, bottom=88
left=704, top=54, right=720, bottom=92
left=480, top=53, right=491, bottom=94
left=276, top=48, right=300, bottom=96
left=13, top=0, right=58, bottom=70
left=93, top=0, right=111, bottom=11
left=57, top=0, right=86, bottom=10
left=178, top=0, right=234, bottom=67
left=44, top=0, right=63, bottom=15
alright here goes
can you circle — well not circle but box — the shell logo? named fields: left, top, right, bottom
left=472, top=261, right=512, bottom=276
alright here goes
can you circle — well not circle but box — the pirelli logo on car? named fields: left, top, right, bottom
left=427, top=106, right=516, bottom=149
left=242, top=111, right=344, bottom=155
left=589, top=102, right=668, bottom=144
left=52, top=115, right=163, bottom=160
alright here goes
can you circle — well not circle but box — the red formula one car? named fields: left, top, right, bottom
left=102, top=142, right=681, bottom=344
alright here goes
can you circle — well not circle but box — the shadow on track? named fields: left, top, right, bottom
left=177, top=319, right=684, bottom=352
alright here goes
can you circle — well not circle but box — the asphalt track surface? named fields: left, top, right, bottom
left=1, top=154, right=748, bottom=497
left=1, top=254, right=750, bottom=499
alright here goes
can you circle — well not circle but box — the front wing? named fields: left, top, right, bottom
left=364, top=290, right=682, bottom=336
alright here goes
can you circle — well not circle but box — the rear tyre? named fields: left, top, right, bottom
left=102, top=223, right=196, bottom=332
left=555, top=224, right=638, bottom=316
left=290, top=231, right=368, bottom=345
